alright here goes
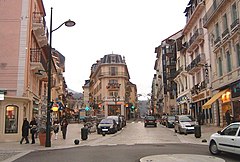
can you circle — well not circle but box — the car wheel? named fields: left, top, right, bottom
left=209, top=141, right=220, bottom=155
left=144, top=124, right=147, bottom=127
left=154, top=124, right=157, bottom=127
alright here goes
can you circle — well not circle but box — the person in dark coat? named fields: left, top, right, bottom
left=20, top=118, right=30, bottom=144
left=60, top=118, right=68, bottom=139
left=29, top=117, right=37, bottom=144
left=225, top=110, right=231, bottom=125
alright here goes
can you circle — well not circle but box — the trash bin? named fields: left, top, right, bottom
left=81, top=127, right=88, bottom=140
left=194, top=125, right=201, bottom=138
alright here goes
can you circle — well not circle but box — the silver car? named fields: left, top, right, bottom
left=174, top=115, right=197, bottom=135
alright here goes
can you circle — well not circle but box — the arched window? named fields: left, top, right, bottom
left=5, top=105, right=18, bottom=133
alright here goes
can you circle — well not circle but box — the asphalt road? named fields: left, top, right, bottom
left=13, top=143, right=239, bottom=162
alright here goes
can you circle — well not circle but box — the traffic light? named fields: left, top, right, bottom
left=131, top=105, right=135, bottom=110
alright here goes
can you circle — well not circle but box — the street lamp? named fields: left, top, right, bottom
left=46, top=7, right=75, bottom=147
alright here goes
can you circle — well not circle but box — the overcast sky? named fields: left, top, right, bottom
left=42, top=0, right=189, bottom=95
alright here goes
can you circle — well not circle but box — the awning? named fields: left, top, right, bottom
left=202, top=90, right=228, bottom=109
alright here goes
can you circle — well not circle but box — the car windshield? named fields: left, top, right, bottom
left=179, top=116, right=193, bottom=122
left=168, top=116, right=175, bottom=120
left=146, top=116, right=155, bottom=120
left=100, top=119, right=113, bottom=124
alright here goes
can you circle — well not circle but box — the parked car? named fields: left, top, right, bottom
left=166, top=116, right=175, bottom=128
left=160, top=115, right=167, bottom=126
left=106, top=116, right=122, bottom=131
left=174, top=115, right=197, bottom=135
left=97, top=118, right=118, bottom=134
left=209, top=122, right=240, bottom=155
left=144, top=116, right=157, bottom=127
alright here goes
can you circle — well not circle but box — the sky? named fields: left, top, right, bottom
left=42, top=0, right=189, bottom=96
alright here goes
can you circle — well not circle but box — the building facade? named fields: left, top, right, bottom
left=0, top=0, right=67, bottom=142
left=85, top=54, right=137, bottom=118
left=202, top=0, right=240, bottom=126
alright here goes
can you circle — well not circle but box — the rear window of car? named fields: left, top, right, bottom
left=145, top=116, right=155, bottom=120
left=168, top=116, right=175, bottom=120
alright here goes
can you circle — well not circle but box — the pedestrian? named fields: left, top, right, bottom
left=225, top=110, right=231, bottom=125
left=201, top=112, right=205, bottom=125
left=60, top=118, right=68, bottom=139
left=20, top=118, right=30, bottom=144
left=29, top=117, right=37, bottom=144
left=53, top=119, right=60, bottom=140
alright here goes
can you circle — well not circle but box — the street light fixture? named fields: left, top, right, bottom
left=46, top=7, right=75, bottom=147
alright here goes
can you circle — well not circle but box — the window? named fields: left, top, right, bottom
left=109, top=91, right=118, bottom=97
left=110, top=67, right=117, bottom=76
left=231, top=3, right=238, bottom=22
left=222, top=13, right=228, bottom=31
left=236, top=43, right=240, bottom=67
left=215, top=23, right=220, bottom=38
left=218, top=57, right=223, bottom=76
left=109, top=79, right=118, bottom=84
left=5, top=105, right=18, bottom=133
left=226, top=51, right=232, bottom=72
left=222, top=124, right=239, bottom=136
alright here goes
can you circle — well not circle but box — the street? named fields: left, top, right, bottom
left=11, top=121, right=239, bottom=162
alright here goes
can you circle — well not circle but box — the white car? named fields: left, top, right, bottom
left=209, top=122, right=240, bottom=155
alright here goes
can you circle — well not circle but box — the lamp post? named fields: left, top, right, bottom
left=46, top=7, right=75, bottom=147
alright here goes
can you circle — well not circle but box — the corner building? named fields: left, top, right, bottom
left=88, top=54, right=137, bottom=119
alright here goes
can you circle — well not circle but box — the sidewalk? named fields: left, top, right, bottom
left=175, top=124, right=222, bottom=145
left=0, top=123, right=100, bottom=162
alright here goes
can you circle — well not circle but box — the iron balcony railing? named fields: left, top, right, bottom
left=203, top=0, right=227, bottom=26
left=188, top=28, right=204, bottom=47
left=99, top=72, right=128, bottom=77
left=222, top=28, right=229, bottom=39
left=230, top=18, right=239, bottom=31
left=186, top=53, right=205, bottom=72
left=30, top=48, right=47, bottom=71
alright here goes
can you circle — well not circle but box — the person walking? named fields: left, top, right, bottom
left=53, top=119, right=60, bottom=140
left=20, top=118, right=30, bottom=144
left=225, top=110, right=231, bottom=125
left=60, top=118, right=68, bottom=139
left=29, top=117, right=37, bottom=144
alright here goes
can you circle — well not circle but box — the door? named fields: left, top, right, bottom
left=234, top=125, right=240, bottom=154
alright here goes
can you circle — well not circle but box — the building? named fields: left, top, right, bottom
left=85, top=54, right=137, bottom=118
left=153, top=31, right=182, bottom=116
left=202, top=0, right=240, bottom=126
left=0, top=0, right=66, bottom=142
left=177, top=0, right=211, bottom=123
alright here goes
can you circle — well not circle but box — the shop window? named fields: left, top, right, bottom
left=5, top=105, right=18, bottom=133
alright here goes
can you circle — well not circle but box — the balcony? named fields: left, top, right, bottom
left=187, top=28, right=204, bottom=52
left=98, top=72, right=128, bottom=78
left=166, top=60, right=176, bottom=69
left=190, top=80, right=207, bottom=95
left=186, top=53, right=206, bottom=75
left=230, top=18, right=239, bottom=34
left=214, top=36, right=221, bottom=48
left=32, top=12, right=48, bottom=47
left=30, top=48, right=47, bottom=71
left=203, top=0, right=228, bottom=27
left=106, top=82, right=121, bottom=90
left=221, top=28, right=229, bottom=41
left=163, top=46, right=174, bottom=57
left=180, top=42, right=188, bottom=52
left=184, top=0, right=205, bottom=33
left=166, top=72, right=177, bottom=80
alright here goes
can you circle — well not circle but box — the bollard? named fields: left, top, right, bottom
left=194, top=125, right=201, bottom=138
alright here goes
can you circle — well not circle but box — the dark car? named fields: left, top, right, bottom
left=166, top=116, right=175, bottom=128
left=97, top=118, right=118, bottom=134
left=106, top=116, right=122, bottom=131
left=144, top=116, right=157, bottom=127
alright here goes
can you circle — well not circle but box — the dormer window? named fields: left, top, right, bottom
left=111, top=56, right=116, bottom=63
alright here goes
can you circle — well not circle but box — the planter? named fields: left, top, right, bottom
left=39, top=132, right=52, bottom=146
left=38, top=132, right=46, bottom=146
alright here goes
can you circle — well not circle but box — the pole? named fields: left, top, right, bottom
left=46, top=7, right=53, bottom=147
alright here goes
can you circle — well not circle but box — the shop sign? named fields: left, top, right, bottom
left=231, top=81, right=240, bottom=98
left=192, top=93, right=205, bottom=102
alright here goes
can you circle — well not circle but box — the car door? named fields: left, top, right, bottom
left=234, top=124, right=240, bottom=154
left=217, top=124, right=239, bottom=153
